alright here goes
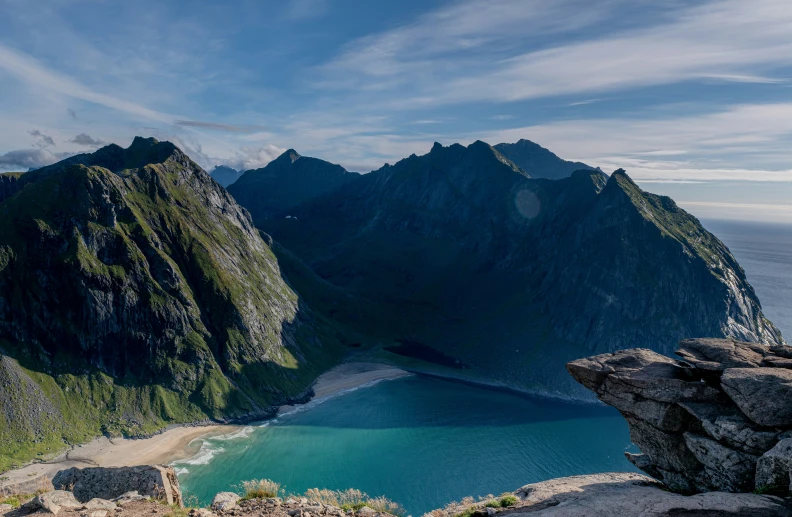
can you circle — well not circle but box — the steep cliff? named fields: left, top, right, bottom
left=246, top=141, right=782, bottom=398
left=0, top=138, right=341, bottom=471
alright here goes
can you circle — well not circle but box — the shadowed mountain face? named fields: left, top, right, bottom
left=494, top=139, right=600, bottom=180
left=210, top=165, right=242, bottom=187
left=0, top=137, right=341, bottom=469
left=243, top=141, right=782, bottom=398
left=227, top=149, right=359, bottom=223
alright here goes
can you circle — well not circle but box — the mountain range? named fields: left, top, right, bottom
left=0, top=136, right=782, bottom=470
left=244, top=140, right=782, bottom=396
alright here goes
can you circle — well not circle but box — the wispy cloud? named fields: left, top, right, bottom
left=0, top=45, right=173, bottom=122
left=320, top=0, right=792, bottom=107
left=0, top=149, right=60, bottom=170
left=174, top=120, right=268, bottom=133
left=481, top=102, right=792, bottom=181
left=29, top=130, right=55, bottom=148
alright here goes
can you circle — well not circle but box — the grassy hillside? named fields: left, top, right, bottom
left=0, top=139, right=345, bottom=471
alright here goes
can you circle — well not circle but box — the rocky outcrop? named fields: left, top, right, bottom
left=509, top=473, right=792, bottom=516
left=568, top=338, right=792, bottom=494
left=52, top=465, right=182, bottom=507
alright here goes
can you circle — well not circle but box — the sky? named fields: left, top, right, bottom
left=1, top=0, right=792, bottom=223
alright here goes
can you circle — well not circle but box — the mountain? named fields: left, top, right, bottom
left=0, top=137, right=342, bottom=471
left=227, top=150, right=359, bottom=222
left=243, top=140, right=782, bottom=399
left=494, top=139, right=600, bottom=179
left=209, top=165, right=242, bottom=187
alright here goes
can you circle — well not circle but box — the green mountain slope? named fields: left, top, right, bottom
left=0, top=137, right=342, bottom=471
left=245, top=141, right=782, bottom=399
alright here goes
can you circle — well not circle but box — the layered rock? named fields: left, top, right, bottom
left=568, top=338, right=792, bottom=494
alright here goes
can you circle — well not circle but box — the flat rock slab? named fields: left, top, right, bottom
left=511, top=473, right=792, bottom=516
left=721, top=368, right=792, bottom=426
left=676, top=338, right=767, bottom=371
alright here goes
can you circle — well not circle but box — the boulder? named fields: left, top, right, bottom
left=53, top=465, right=182, bottom=507
left=721, top=368, right=792, bottom=426
left=29, top=490, right=82, bottom=515
left=511, top=473, right=792, bottom=516
left=82, top=498, right=117, bottom=511
left=189, top=509, right=216, bottom=517
left=756, top=438, right=792, bottom=492
left=211, top=492, right=241, bottom=511
left=112, top=491, right=149, bottom=505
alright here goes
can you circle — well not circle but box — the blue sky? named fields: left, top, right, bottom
left=2, top=0, right=792, bottom=222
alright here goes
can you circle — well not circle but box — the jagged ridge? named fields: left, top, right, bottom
left=243, top=141, right=782, bottom=398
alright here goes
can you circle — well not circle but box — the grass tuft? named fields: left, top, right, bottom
left=302, top=488, right=405, bottom=516
left=239, top=479, right=282, bottom=500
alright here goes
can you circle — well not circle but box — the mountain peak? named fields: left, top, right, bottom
left=129, top=136, right=161, bottom=148
left=494, top=140, right=598, bottom=180
left=275, top=149, right=302, bottom=164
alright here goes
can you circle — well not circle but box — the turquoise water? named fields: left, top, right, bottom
left=176, top=376, right=634, bottom=515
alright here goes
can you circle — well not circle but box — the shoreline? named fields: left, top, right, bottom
left=0, top=362, right=410, bottom=494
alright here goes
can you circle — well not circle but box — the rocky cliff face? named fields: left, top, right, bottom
left=246, top=141, right=782, bottom=398
left=227, top=150, right=359, bottom=223
left=0, top=137, right=341, bottom=470
left=569, top=338, right=792, bottom=495
left=493, top=139, right=600, bottom=180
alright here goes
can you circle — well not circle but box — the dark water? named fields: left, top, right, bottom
left=176, top=376, right=634, bottom=515
left=703, top=219, right=792, bottom=338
